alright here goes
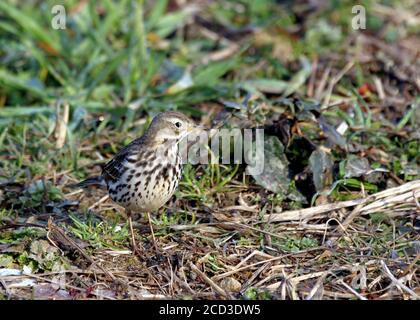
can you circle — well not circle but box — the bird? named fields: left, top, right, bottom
left=71, top=111, right=198, bottom=254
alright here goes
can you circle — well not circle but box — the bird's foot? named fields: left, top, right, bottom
left=146, top=212, right=159, bottom=253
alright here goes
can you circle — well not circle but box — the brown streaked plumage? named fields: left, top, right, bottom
left=72, top=111, right=197, bottom=254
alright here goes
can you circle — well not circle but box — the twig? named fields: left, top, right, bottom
left=54, top=101, right=69, bottom=149
left=47, top=218, right=117, bottom=282
left=307, top=57, right=318, bottom=97
left=338, top=280, right=368, bottom=300
left=88, top=195, right=110, bottom=211
left=305, top=271, right=328, bottom=300
left=0, top=278, right=11, bottom=298
left=266, top=271, right=326, bottom=292
left=340, top=202, right=365, bottom=230
left=315, top=64, right=331, bottom=100
left=323, top=60, right=354, bottom=108
left=402, top=254, right=420, bottom=276
left=373, top=77, right=385, bottom=100
left=256, top=180, right=420, bottom=223
left=380, top=260, right=419, bottom=300
left=212, top=247, right=323, bottom=281
left=189, top=262, right=232, bottom=299
left=241, top=262, right=270, bottom=292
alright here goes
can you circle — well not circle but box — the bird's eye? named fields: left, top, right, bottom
left=174, top=121, right=182, bottom=128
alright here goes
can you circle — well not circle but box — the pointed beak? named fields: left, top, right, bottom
left=188, top=124, right=206, bottom=134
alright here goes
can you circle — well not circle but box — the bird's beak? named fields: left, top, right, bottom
left=188, top=124, right=206, bottom=134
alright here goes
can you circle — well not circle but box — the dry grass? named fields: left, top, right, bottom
left=1, top=178, right=418, bottom=300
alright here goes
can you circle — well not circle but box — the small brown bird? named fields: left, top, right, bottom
left=73, top=111, right=197, bottom=254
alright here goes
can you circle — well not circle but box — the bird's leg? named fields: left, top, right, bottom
left=146, top=212, right=158, bottom=251
left=127, top=209, right=140, bottom=255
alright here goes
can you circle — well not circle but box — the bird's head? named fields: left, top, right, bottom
left=147, top=111, right=198, bottom=144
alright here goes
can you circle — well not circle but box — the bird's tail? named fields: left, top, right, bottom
left=67, top=176, right=106, bottom=189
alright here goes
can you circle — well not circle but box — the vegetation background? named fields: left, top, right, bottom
left=0, top=0, right=419, bottom=299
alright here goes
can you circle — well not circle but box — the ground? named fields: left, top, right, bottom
left=0, top=0, right=419, bottom=300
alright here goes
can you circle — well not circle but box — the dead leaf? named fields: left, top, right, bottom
left=246, top=135, right=290, bottom=194
left=309, top=148, right=334, bottom=192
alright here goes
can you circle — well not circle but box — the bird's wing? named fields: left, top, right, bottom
left=102, top=138, right=142, bottom=183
